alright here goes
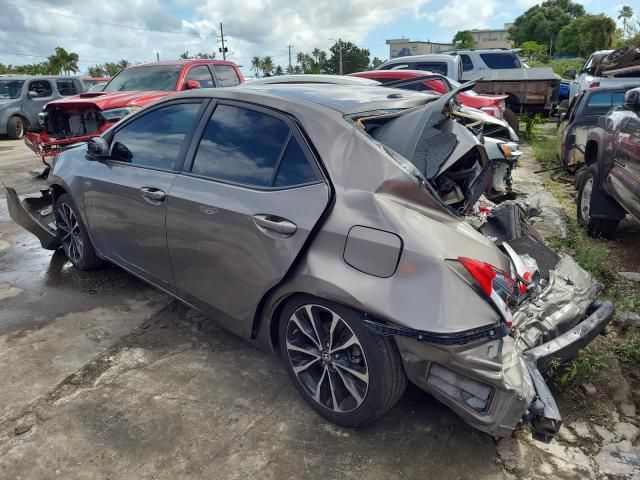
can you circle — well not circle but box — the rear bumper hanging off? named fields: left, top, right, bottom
left=5, top=187, right=60, bottom=250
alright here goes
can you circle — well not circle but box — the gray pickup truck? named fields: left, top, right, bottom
left=0, top=75, right=84, bottom=140
left=377, top=49, right=560, bottom=117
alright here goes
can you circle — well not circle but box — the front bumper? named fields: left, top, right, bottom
left=25, top=131, right=96, bottom=158
left=5, top=187, right=60, bottom=250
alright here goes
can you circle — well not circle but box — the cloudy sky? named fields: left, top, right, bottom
left=0, top=0, right=626, bottom=76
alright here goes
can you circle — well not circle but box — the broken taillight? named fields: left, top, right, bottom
left=457, top=257, right=522, bottom=328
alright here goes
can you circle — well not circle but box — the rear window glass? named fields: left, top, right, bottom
left=585, top=91, right=627, bottom=115
left=192, top=104, right=289, bottom=186
left=185, top=66, right=215, bottom=88
left=28, top=80, right=52, bottom=98
left=213, top=65, right=240, bottom=87
left=479, top=53, right=521, bottom=69
left=413, top=62, right=448, bottom=76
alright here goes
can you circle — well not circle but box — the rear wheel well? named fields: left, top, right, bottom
left=584, top=140, right=599, bottom=165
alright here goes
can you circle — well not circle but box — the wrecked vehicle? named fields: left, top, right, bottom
left=6, top=83, right=613, bottom=440
left=24, top=60, right=244, bottom=161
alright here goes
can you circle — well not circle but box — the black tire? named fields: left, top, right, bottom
left=278, top=294, right=406, bottom=426
left=576, top=168, right=619, bottom=239
left=503, top=108, right=519, bottom=132
left=601, top=46, right=638, bottom=71
left=7, top=116, right=25, bottom=140
left=54, top=193, right=103, bottom=270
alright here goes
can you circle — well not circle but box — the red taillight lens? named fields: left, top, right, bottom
left=458, top=257, right=496, bottom=296
left=457, top=257, right=519, bottom=327
left=589, top=81, right=600, bottom=88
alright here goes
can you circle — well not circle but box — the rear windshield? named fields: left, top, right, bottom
left=0, top=80, right=24, bottom=99
left=479, top=53, right=521, bottom=69
left=103, top=65, right=182, bottom=92
left=413, top=62, right=449, bottom=76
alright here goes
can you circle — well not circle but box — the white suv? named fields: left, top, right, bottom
left=443, top=49, right=523, bottom=81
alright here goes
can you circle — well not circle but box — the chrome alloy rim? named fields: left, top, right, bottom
left=285, top=304, right=369, bottom=413
left=56, top=202, right=83, bottom=264
left=580, top=177, right=593, bottom=223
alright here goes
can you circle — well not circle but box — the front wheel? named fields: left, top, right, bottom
left=55, top=193, right=103, bottom=270
left=7, top=116, right=25, bottom=140
left=576, top=169, right=619, bottom=239
left=279, top=295, right=406, bottom=426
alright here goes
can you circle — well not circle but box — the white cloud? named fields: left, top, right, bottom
left=423, top=0, right=499, bottom=30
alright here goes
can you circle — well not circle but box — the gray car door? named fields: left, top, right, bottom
left=83, top=99, right=206, bottom=292
left=166, top=101, right=330, bottom=338
left=24, top=79, right=55, bottom=126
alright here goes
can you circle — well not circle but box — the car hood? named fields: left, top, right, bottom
left=44, top=90, right=173, bottom=111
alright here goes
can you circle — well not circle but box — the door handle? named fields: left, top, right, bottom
left=253, top=214, right=297, bottom=235
left=140, top=187, right=166, bottom=201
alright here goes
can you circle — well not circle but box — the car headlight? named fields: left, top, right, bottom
left=498, top=142, right=521, bottom=160
left=101, top=106, right=139, bottom=121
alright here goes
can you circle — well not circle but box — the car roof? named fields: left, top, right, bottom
left=177, top=83, right=437, bottom=115
left=585, top=84, right=640, bottom=94
left=444, top=49, right=514, bottom=54
left=352, top=70, right=439, bottom=78
left=125, top=59, right=238, bottom=69
left=381, top=54, right=457, bottom=64
left=247, top=74, right=380, bottom=86
left=0, top=75, right=76, bottom=81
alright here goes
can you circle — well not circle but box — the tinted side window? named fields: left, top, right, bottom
left=479, top=53, right=521, bottom=69
left=192, top=104, right=289, bottom=186
left=56, top=79, right=78, bottom=96
left=460, top=54, right=474, bottom=72
left=186, top=66, right=215, bottom=88
left=28, top=80, right=52, bottom=98
left=110, top=102, right=201, bottom=170
left=274, top=137, right=318, bottom=187
left=213, top=65, right=240, bottom=87
left=585, top=92, right=615, bottom=115
left=414, top=62, right=448, bottom=76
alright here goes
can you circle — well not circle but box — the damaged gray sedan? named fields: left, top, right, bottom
left=6, top=83, right=613, bottom=440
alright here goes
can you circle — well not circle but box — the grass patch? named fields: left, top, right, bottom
left=548, top=348, right=609, bottom=386
left=614, top=330, right=640, bottom=363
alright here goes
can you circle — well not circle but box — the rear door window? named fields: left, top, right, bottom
left=479, top=53, right=521, bottom=69
left=460, top=54, right=474, bottom=72
left=585, top=92, right=617, bottom=115
left=192, top=104, right=318, bottom=188
left=56, top=79, right=78, bottom=96
left=185, top=66, right=215, bottom=88
left=213, top=65, right=241, bottom=87
left=413, top=62, right=448, bottom=76
left=110, top=102, right=202, bottom=170
left=27, top=80, right=53, bottom=98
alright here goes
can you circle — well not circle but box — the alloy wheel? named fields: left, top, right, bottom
left=580, top=177, right=593, bottom=223
left=15, top=119, right=23, bottom=139
left=56, top=202, right=83, bottom=264
left=285, top=304, right=369, bottom=413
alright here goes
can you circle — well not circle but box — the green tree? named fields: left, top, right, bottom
left=520, top=41, right=549, bottom=62
left=509, top=0, right=586, bottom=53
left=104, top=63, right=122, bottom=76
left=259, top=56, right=274, bottom=77
left=117, top=59, right=131, bottom=70
left=557, top=14, right=616, bottom=56
left=453, top=31, right=475, bottom=49
left=47, top=47, right=80, bottom=76
left=88, top=65, right=107, bottom=77
left=370, top=57, right=384, bottom=69
left=179, top=51, right=190, bottom=59
left=619, top=6, right=634, bottom=38
left=250, top=56, right=261, bottom=78
left=274, top=65, right=284, bottom=76
left=327, top=41, right=369, bottom=74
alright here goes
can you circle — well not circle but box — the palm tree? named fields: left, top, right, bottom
left=619, top=6, right=634, bottom=37
left=46, top=47, right=80, bottom=76
left=117, top=59, right=131, bottom=70
left=250, top=56, right=261, bottom=78
left=259, top=56, right=274, bottom=77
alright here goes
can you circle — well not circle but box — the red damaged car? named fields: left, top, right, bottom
left=26, top=60, right=244, bottom=159
left=350, top=70, right=516, bottom=129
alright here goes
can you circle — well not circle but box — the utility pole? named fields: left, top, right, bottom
left=338, top=38, right=343, bottom=75
left=288, top=45, right=292, bottom=74
left=219, top=22, right=228, bottom=60
left=156, top=52, right=160, bottom=62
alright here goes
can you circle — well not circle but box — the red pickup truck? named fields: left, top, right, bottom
left=26, top=59, right=244, bottom=158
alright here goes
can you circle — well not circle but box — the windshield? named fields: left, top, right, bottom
left=0, top=80, right=25, bottom=99
left=103, top=65, right=182, bottom=92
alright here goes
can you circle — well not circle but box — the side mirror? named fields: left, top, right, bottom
left=623, top=88, right=640, bottom=113
left=86, top=137, right=109, bottom=159
left=557, top=112, right=567, bottom=126
left=563, top=69, right=576, bottom=80
left=27, top=91, right=39, bottom=99
left=183, top=80, right=201, bottom=91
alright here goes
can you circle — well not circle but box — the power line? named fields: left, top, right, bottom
left=0, top=0, right=211, bottom=36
